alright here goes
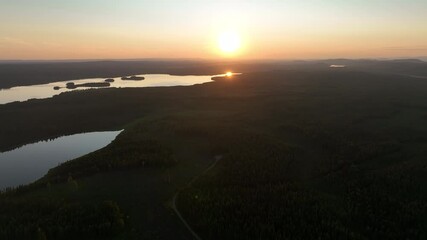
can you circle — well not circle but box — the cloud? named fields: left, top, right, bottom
left=0, top=37, right=33, bottom=47
left=384, top=46, right=427, bottom=51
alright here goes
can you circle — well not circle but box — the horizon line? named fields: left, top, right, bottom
left=0, top=56, right=426, bottom=63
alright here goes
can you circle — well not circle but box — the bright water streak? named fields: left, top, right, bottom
left=0, top=74, right=221, bottom=104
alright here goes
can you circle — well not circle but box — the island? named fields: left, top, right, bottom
left=65, top=82, right=110, bottom=89
left=53, top=86, right=61, bottom=90
left=66, top=82, right=76, bottom=89
left=121, top=76, right=145, bottom=81
left=105, top=78, right=115, bottom=83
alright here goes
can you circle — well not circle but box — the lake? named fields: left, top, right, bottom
left=0, top=130, right=122, bottom=190
left=0, top=74, right=228, bottom=104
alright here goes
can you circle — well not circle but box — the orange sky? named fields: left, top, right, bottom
left=1, top=0, right=427, bottom=60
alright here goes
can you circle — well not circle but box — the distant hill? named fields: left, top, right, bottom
left=312, top=58, right=427, bottom=77
left=1, top=58, right=427, bottom=89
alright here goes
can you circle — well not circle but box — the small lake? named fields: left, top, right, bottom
left=0, top=74, right=227, bottom=104
left=0, top=130, right=122, bottom=190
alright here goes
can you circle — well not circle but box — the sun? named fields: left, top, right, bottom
left=218, top=31, right=241, bottom=54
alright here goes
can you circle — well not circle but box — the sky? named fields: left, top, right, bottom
left=1, top=0, right=427, bottom=60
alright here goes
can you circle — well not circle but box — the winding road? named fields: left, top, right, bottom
left=171, top=155, right=223, bottom=240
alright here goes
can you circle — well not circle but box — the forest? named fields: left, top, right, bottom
left=1, top=65, right=427, bottom=239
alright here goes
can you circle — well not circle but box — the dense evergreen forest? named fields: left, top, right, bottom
left=1, top=66, right=427, bottom=239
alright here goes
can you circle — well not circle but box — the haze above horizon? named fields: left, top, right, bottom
left=1, top=0, right=427, bottom=60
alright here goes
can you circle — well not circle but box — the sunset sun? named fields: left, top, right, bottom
left=2, top=1, right=427, bottom=239
left=218, top=31, right=241, bottom=54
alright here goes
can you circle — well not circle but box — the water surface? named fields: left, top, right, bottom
left=330, top=65, right=346, bottom=68
left=0, top=131, right=121, bottom=190
left=0, top=74, right=226, bottom=104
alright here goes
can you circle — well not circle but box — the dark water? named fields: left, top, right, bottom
left=0, top=131, right=122, bottom=189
